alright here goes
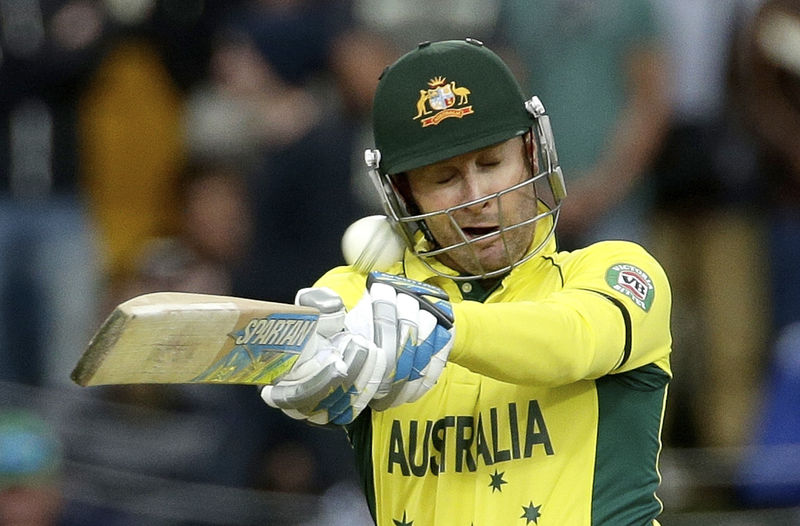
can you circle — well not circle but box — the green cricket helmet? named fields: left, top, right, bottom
left=365, top=38, right=566, bottom=280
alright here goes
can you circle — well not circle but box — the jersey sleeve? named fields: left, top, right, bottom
left=312, top=265, right=369, bottom=308
left=449, top=240, right=672, bottom=386
left=313, top=260, right=407, bottom=307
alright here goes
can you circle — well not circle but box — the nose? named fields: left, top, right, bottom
left=459, top=169, right=492, bottom=212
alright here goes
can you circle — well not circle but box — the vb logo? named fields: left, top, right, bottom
left=620, top=271, right=648, bottom=300
left=605, top=264, right=655, bottom=311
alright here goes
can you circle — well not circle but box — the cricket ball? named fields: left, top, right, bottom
left=341, top=215, right=405, bottom=272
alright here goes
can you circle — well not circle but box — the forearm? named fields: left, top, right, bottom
left=449, top=292, right=628, bottom=386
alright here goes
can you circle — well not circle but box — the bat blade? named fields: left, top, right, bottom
left=71, top=292, right=319, bottom=386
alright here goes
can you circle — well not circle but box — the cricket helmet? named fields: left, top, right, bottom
left=364, top=38, right=566, bottom=280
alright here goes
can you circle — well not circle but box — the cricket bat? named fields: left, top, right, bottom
left=71, top=292, right=320, bottom=387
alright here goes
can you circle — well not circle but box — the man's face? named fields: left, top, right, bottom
left=406, top=136, right=538, bottom=276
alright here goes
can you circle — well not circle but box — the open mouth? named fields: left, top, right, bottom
left=462, top=226, right=500, bottom=240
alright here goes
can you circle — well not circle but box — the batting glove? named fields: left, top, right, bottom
left=345, top=272, right=454, bottom=410
left=261, top=287, right=386, bottom=425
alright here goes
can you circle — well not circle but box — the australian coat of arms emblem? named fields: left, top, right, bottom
left=414, top=76, right=473, bottom=127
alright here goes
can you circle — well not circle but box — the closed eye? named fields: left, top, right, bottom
left=477, top=158, right=501, bottom=168
left=434, top=175, right=455, bottom=185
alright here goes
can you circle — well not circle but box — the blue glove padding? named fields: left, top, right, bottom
left=345, top=272, right=454, bottom=410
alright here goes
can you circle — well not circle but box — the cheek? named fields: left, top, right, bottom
left=503, top=185, right=538, bottom=217
left=409, top=185, right=448, bottom=214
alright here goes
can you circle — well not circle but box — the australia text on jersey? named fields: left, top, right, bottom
left=387, top=399, right=554, bottom=477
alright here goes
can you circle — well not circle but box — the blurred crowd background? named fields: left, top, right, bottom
left=1, top=0, right=800, bottom=524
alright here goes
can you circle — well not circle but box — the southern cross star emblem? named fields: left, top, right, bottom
left=393, top=511, right=413, bottom=526
left=520, top=501, right=542, bottom=524
left=489, top=469, right=507, bottom=493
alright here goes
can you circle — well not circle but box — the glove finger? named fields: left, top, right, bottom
left=395, top=293, right=420, bottom=324
left=322, top=337, right=370, bottom=424
left=395, top=379, right=424, bottom=406
left=265, top=360, right=347, bottom=411
left=282, top=407, right=312, bottom=421
left=402, top=316, right=453, bottom=404
left=388, top=292, right=419, bottom=384
left=393, top=319, right=418, bottom=382
left=316, top=385, right=358, bottom=424
left=406, top=333, right=453, bottom=403
left=339, top=335, right=369, bottom=384
left=373, top=292, right=426, bottom=407
left=340, top=335, right=386, bottom=420
left=370, top=386, right=404, bottom=411
left=371, top=318, right=419, bottom=411
left=369, top=283, right=399, bottom=397
left=414, top=308, right=439, bottom=341
left=295, top=287, right=345, bottom=338
left=411, top=310, right=438, bottom=378
left=371, top=283, right=398, bottom=353
left=393, top=332, right=432, bottom=406
left=313, top=333, right=383, bottom=425
left=344, top=291, right=374, bottom=340
left=260, top=385, right=279, bottom=408
left=395, top=293, right=420, bottom=374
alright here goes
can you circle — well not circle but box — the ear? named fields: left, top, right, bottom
left=390, top=173, right=420, bottom=215
left=523, top=131, right=538, bottom=175
left=389, top=173, right=438, bottom=247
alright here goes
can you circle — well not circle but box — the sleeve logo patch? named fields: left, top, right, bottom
left=605, top=264, right=654, bottom=311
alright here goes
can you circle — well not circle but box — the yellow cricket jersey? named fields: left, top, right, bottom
left=314, top=231, right=672, bottom=526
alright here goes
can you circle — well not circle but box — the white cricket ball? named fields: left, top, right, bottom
left=341, top=215, right=405, bottom=272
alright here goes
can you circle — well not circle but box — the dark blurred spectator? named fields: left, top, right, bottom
left=492, top=0, right=670, bottom=250
left=79, top=0, right=242, bottom=295
left=115, top=161, right=252, bottom=301
left=79, top=8, right=186, bottom=293
left=0, top=0, right=107, bottom=387
left=731, top=0, right=800, bottom=506
left=186, top=0, right=391, bottom=306
left=351, top=0, right=500, bottom=54
left=648, top=0, right=769, bottom=452
left=0, top=409, right=63, bottom=525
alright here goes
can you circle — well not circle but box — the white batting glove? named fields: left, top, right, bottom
left=345, top=272, right=455, bottom=410
left=261, top=288, right=386, bottom=425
